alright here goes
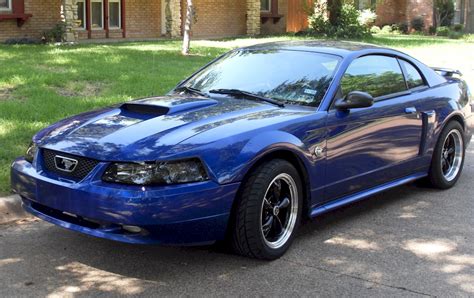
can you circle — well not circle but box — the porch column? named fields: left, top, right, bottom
left=165, top=0, right=182, bottom=38
left=62, top=0, right=79, bottom=42
left=246, top=0, right=261, bottom=35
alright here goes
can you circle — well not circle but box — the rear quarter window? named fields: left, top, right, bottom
left=340, top=55, right=407, bottom=98
left=400, top=60, right=426, bottom=89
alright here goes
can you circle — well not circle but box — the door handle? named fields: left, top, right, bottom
left=405, top=107, right=417, bottom=114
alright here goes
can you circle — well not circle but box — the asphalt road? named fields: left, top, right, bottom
left=1, top=147, right=473, bottom=297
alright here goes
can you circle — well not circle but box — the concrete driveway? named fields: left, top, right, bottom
left=1, top=145, right=473, bottom=297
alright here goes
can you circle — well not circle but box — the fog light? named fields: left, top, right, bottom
left=122, top=225, right=142, bottom=233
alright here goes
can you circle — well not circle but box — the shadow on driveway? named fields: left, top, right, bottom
left=1, top=151, right=473, bottom=296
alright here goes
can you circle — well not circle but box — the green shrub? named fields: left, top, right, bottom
left=308, top=3, right=371, bottom=38
left=428, top=26, right=437, bottom=35
left=411, top=16, right=425, bottom=32
left=452, top=24, right=464, bottom=32
left=448, top=31, right=464, bottom=39
left=42, top=22, right=66, bottom=43
left=4, top=38, right=41, bottom=45
left=392, top=22, right=408, bottom=34
left=381, top=25, right=393, bottom=34
left=463, top=34, right=474, bottom=42
left=307, top=1, right=329, bottom=35
left=370, top=25, right=381, bottom=34
left=436, top=26, right=451, bottom=36
left=399, top=22, right=409, bottom=34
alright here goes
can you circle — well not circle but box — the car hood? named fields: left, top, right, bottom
left=35, top=95, right=311, bottom=161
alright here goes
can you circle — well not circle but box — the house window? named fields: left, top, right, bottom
left=91, top=0, right=103, bottom=29
left=453, top=0, right=465, bottom=24
left=261, top=0, right=271, bottom=12
left=77, top=0, right=86, bottom=29
left=0, top=0, right=12, bottom=11
left=109, top=0, right=121, bottom=29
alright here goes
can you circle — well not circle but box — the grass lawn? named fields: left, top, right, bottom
left=0, top=34, right=473, bottom=195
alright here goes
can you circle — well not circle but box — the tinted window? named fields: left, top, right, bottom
left=185, top=50, right=341, bottom=107
left=341, top=55, right=406, bottom=98
left=400, top=60, right=425, bottom=89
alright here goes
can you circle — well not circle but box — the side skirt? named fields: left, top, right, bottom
left=310, top=172, right=427, bottom=218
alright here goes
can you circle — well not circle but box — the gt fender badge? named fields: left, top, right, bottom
left=314, top=146, right=324, bottom=157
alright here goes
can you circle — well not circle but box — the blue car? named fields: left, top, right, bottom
left=11, top=41, right=473, bottom=259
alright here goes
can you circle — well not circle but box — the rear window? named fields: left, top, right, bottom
left=341, top=55, right=407, bottom=98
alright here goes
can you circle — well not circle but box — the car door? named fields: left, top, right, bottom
left=323, top=55, right=424, bottom=202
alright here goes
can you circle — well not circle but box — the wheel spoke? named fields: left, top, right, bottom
left=446, top=157, right=452, bottom=167
left=260, top=173, right=299, bottom=249
left=441, top=158, right=448, bottom=173
left=444, top=157, right=450, bottom=170
left=438, top=129, right=464, bottom=182
left=273, top=215, right=284, bottom=235
left=271, top=180, right=282, bottom=202
left=278, top=197, right=290, bottom=209
left=262, top=216, right=273, bottom=236
left=263, top=198, right=273, bottom=209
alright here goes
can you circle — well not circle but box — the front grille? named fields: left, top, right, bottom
left=42, top=149, right=100, bottom=180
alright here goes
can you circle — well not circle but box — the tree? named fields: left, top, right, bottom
left=327, top=0, right=343, bottom=26
left=182, top=0, right=193, bottom=55
left=433, top=0, right=455, bottom=27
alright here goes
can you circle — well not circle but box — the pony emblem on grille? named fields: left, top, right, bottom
left=54, top=155, right=78, bottom=172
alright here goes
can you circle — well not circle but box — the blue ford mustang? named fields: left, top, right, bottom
left=11, top=41, right=473, bottom=259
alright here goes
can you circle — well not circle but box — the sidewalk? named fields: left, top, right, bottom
left=0, top=194, right=29, bottom=224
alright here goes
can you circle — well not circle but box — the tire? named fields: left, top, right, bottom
left=428, top=121, right=465, bottom=189
left=230, top=159, right=303, bottom=260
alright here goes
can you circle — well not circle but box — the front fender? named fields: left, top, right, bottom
left=233, top=131, right=311, bottom=182
left=164, top=130, right=312, bottom=185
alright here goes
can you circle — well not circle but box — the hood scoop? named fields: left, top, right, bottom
left=121, top=103, right=169, bottom=116
left=121, top=98, right=218, bottom=116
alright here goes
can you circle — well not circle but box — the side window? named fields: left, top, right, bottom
left=340, top=55, right=407, bottom=98
left=400, top=60, right=425, bottom=89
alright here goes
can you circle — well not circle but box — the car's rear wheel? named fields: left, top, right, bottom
left=428, top=121, right=465, bottom=189
left=231, top=159, right=303, bottom=260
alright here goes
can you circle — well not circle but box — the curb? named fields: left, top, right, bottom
left=0, top=195, right=30, bottom=224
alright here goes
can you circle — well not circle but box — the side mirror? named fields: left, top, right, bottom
left=335, top=91, right=374, bottom=110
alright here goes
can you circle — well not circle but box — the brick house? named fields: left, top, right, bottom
left=0, top=0, right=296, bottom=42
left=358, top=0, right=473, bottom=32
left=0, top=0, right=472, bottom=43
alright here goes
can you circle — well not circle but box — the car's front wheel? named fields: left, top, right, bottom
left=428, top=121, right=465, bottom=189
left=231, top=159, right=303, bottom=260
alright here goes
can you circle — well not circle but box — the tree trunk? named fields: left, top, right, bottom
left=182, top=0, right=193, bottom=55
left=327, top=0, right=342, bottom=26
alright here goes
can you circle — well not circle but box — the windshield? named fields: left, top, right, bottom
left=183, top=50, right=341, bottom=107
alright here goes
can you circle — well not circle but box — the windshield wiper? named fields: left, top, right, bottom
left=209, top=89, right=285, bottom=108
left=174, top=86, right=209, bottom=98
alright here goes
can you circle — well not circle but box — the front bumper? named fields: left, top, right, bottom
left=11, top=158, right=240, bottom=245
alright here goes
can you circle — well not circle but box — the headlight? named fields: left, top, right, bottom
left=102, top=158, right=209, bottom=185
left=25, top=142, right=38, bottom=163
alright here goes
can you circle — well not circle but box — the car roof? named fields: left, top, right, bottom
left=239, top=40, right=389, bottom=57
